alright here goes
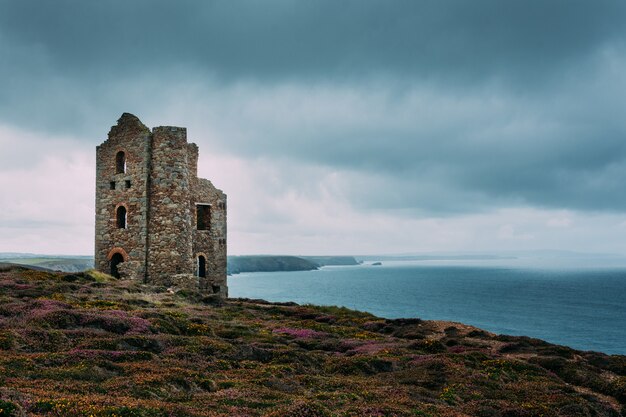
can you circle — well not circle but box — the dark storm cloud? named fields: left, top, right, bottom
left=1, top=0, right=626, bottom=215
left=194, top=77, right=626, bottom=213
left=1, top=0, right=625, bottom=83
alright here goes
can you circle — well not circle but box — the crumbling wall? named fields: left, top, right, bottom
left=95, top=114, right=228, bottom=296
left=94, top=114, right=151, bottom=279
left=191, top=178, right=228, bottom=296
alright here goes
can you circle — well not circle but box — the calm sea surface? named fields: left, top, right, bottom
left=229, top=260, right=626, bottom=355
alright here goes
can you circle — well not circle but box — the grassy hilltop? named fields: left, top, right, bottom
left=0, top=265, right=625, bottom=416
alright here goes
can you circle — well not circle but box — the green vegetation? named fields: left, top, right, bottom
left=0, top=265, right=624, bottom=416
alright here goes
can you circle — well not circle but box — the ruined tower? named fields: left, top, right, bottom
left=94, top=113, right=227, bottom=296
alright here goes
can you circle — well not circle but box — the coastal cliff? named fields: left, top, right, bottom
left=227, top=256, right=319, bottom=274
left=1, top=254, right=360, bottom=275
left=0, top=265, right=624, bottom=416
left=227, top=255, right=360, bottom=274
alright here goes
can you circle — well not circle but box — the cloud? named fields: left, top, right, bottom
left=147, top=71, right=626, bottom=214
left=2, top=0, right=625, bottom=83
left=0, top=127, right=94, bottom=254
left=1, top=1, right=626, bottom=254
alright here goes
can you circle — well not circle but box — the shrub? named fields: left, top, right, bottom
left=410, top=339, right=447, bottom=353
left=32, top=400, right=169, bottom=417
left=32, top=309, right=80, bottom=329
left=118, top=336, right=163, bottom=353
left=0, top=331, right=14, bottom=350
left=99, top=406, right=169, bottom=417
left=610, top=376, right=626, bottom=403
left=197, top=378, right=218, bottom=392
left=81, top=310, right=152, bottom=334
left=329, top=356, right=394, bottom=375
left=265, top=400, right=332, bottom=417
left=0, top=400, right=18, bottom=417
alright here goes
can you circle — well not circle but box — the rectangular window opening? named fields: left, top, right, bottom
left=196, top=204, right=211, bottom=230
left=109, top=181, right=115, bottom=190
left=125, top=180, right=131, bottom=189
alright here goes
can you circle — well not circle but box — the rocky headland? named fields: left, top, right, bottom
left=227, top=256, right=319, bottom=274
left=227, top=255, right=361, bottom=275
left=0, top=264, right=624, bottom=416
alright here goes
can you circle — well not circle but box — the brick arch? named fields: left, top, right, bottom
left=107, top=247, right=129, bottom=262
left=114, top=202, right=129, bottom=212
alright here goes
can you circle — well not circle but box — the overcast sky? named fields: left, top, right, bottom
left=1, top=0, right=626, bottom=256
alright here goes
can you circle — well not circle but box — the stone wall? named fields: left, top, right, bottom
left=187, top=143, right=199, bottom=180
left=94, top=114, right=151, bottom=279
left=191, top=178, right=227, bottom=296
left=147, top=127, right=194, bottom=286
left=94, top=113, right=227, bottom=295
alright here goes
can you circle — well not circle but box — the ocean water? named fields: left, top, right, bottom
left=229, top=260, right=626, bottom=355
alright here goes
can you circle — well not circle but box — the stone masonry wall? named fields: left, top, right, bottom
left=146, top=127, right=194, bottom=286
left=95, top=114, right=151, bottom=279
left=191, top=178, right=227, bottom=296
left=187, top=143, right=198, bottom=180
left=95, top=113, right=228, bottom=295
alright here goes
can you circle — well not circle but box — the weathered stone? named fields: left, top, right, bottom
left=118, top=260, right=142, bottom=281
left=94, top=113, right=227, bottom=296
left=170, top=274, right=199, bottom=291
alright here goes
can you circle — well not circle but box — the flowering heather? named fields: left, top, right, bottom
left=272, top=327, right=328, bottom=339
left=79, top=310, right=153, bottom=334
left=345, top=340, right=398, bottom=355
left=0, top=266, right=624, bottom=416
left=0, top=279, right=33, bottom=291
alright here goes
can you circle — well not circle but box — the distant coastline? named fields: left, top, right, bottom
left=4, top=251, right=626, bottom=274
left=0, top=253, right=361, bottom=275
left=227, top=255, right=359, bottom=274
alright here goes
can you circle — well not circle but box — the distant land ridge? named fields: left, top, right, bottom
left=227, top=255, right=318, bottom=274
left=301, top=256, right=360, bottom=266
left=0, top=253, right=360, bottom=275
left=227, top=255, right=360, bottom=274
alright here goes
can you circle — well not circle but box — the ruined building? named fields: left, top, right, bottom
left=94, top=113, right=227, bottom=296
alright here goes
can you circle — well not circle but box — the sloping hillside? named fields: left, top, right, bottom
left=0, top=265, right=624, bottom=416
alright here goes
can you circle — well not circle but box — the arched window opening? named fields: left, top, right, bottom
left=116, top=206, right=127, bottom=229
left=116, top=151, right=126, bottom=174
left=110, top=253, right=124, bottom=278
left=197, top=255, right=207, bottom=278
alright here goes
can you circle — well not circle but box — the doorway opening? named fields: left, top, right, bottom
left=197, top=255, right=207, bottom=278
left=110, top=253, right=124, bottom=278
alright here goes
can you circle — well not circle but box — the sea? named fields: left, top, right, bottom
left=229, top=258, right=626, bottom=355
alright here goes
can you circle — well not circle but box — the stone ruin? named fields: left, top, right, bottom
left=94, top=113, right=227, bottom=296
